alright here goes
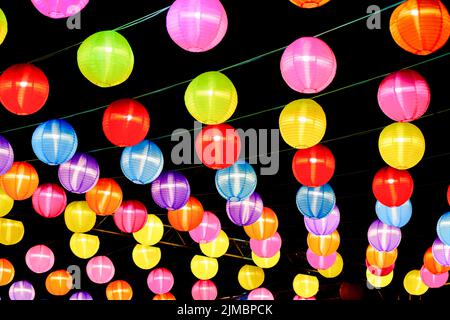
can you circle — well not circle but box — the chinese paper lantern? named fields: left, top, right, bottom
left=25, top=245, right=54, bottom=274
left=70, top=291, right=93, bottom=300
left=32, top=183, right=67, bottom=218
left=377, top=70, right=430, bottom=122
left=306, top=249, right=336, bottom=270
left=423, top=247, right=450, bottom=274
left=0, top=8, right=7, bottom=45
left=226, top=192, right=263, bottom=226
left=390, top=0, right=450, bottom=55
left=296, top=184, right=336, bottom=219
left=151, top=171, right=190, bottom=211
left=318, top=252, right=343, bottom=278
left=0, top=187, right=14, bottom=218
left=366, top=260, right=395, bottom=277
left=64, top=201, right=96, bottom=233
left=248, top=287, right=274, bottom=300
left=106, top=280, right=133, bottom=300
left=0, top=258, right=14, bottom=286
left=113, top=200, right=148, bottom=233
left=432, top=238, right=450, bottom=266
left=0, top=64, right=49, bottom=115
left=437, top=212, right=450, bottom=246
left=447, top=185, right=450, bottom=206
left=366, top=269, right=394, bottom=288
left=368, top=219, right=402, bottom=252
left=86, top=256, right=115, bottom=284
left=31, top=0, right=89, bottom=19
left=244, top=207, right=278, bottom=240
left=252, top=251, right=280, bottom=269
left=0, top=135, right=13, bottom=175
left=290, top=0, right=330, bottom=8
left=77, top=30, right=134, bottom=87
left=293, top=274, right=319, bottom=298
left=102, top=99, right=150, bottom=147
left=58, top=153, right=100, bottom=194
left=191, top=255, right=218, bottom=280
left=304, top=205, right=340, bottom=236
left=132, top=244, right=161, bottom=270
left=215, top=161, right=257, bottom=201
left=339, top=282, right=364, bottom=300
left=420, top=266, right=448, bottom=288
left=294, top=295, right=316, bottom=300
left=69, top=233, right=100, bottom=259
left=1, top=162, right=39, bottom=200
left=168, top=196, right=204, bottom=231
left=250, top=232, right=282, bottom=258
left=292, top=144, right=335, bottom=187
left=9, top=281, right=35, bottom=300
left=375, top=200, right=412, bottom=228
left=195, top=124, right=241, bottom=169
left=366, top=245, right=398, bottom=269
left=378, top=122, right=425, bottom=170
left=238, top=265, right=264, bottom=291
left=192, top=280, right=217, bottom=300
left=86, top=178, right=122, bottom=216
left=189, top=211, right=221, bottom=244
left=0, top=218, right=24, bottom=245
left=372, top=166, right=414, bottom=207
left=46, top=270, right=73, bottom=296
left=153, top=292, right=175, bottom=300
left=200, top=230, right=229, bottom=258
left=132, top=214, right=164, bottom=246
left=403, top=270, right=428, bottom=295
left=166, top=0, right=228, bottom=52
left=147, top=268, right=174, bottom=294
left=307, top=230, right=340, bottom=256
left=185, top=71, right=237, bottom=124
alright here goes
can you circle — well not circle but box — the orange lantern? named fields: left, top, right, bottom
left=168, top=196, right=204, bottom=231
left=45, top=270, right=73, bottom=296
left=424, top=247, right=450, bottom=274
left=390, top=0, right=450, bottom=55
left=244, top=207, right=279, bottom=240
left=1, top=162, right=39, bottom=200
left=366, top=245, right=398, bottom=269
left=86, top=178, right=123, bottom=216
left=307, top=230, right=340, bottom=256
left=0, top=258, right=14, bottom=286
left=153, top=292, right=176, bottom=300
left=106, top=280, right=133, bottom=300
left=290, top=0, right=331, bottom=9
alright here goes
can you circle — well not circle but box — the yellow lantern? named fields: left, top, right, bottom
left=0, top=8, right=7, bottom=45
left=366, top=268, right=394, bottom=288
left=132, top=244, right=161, bottom=270
left=378, top=122, right=425, bottom=170
left=0, top=218, right=24, bottom=245
left=279, top=99, right=326, bottom=149
left=238, top=265, right=265, bottom=290
left=403, top=270, right=429, bottom=296
left=252, top=251, right=280, bottom=269
left=318, top=252, right=343, bottom=278
left=191, top=255, right=218, bottom=280
left=200, top=230, right=229, bottom=258
left=69, top=233, right=100, bottom=259
left=64, top=201, right=96, bottom=233
left=0, top=187, right=13, bottom=217
left=293, top=274, right=319, bottom=298
left=132, top=214, right=164, bottom=246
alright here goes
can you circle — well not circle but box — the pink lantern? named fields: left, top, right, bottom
left=306, top=248, right=336, bottom=270
left=25, top=245, right=55, bottom=274
left=420, top=265, right=448, bottom=288
left=32, top=183, right=67, bottom=218
left=250, top=232, right=282, bottom=258
left=113, top=200, right=148, bottom=233
left=86, top=256, right=115, bottom=284
left=166, top=0, right=228, bottom=52
left=191, top=280, right=217, bottom=300
left=280, top=37, right=337, bottom=94
left=147, top=268, right=174, bottom=295
left=31, top=0, right=89, bottom=19
left=377, top=70, right=430, bottom=122
left=294, top=295, right=316, bottom=300
left=248, top=287, right=274, bottom=300
left=189, top=211, right=221, bottom=244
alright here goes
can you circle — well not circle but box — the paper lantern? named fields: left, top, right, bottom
left=447, top=185, right=450, bottom=206
left=432, top=238, right=450, bottom=266
left=306, top=249, right=336, bottom=270
left=423, top=247, right=450, bottom=274
left=200, top=230, right=229, bottom=258
left=0, top=258, right=14, bottom=286
left=151, top=171, right=190, bottom=210
left=86, top=178, right=122, bottom=216
left=0, top=64, right=49, bottom=115
left=292, top=144, right=335, bottom=187
left=168, top=196, right=204, bottom=231
left=238, top=265, right=264, bottom=291
left=294, top=295, right=316, bottom=300
left=378, top=122, right=425, bottom=170
left=32, top=183, right=67, bottom=219
left=192, top=280, right=217, bottom=300
left=69, top=233, right=100, bottom=259
left=189, top=211, right=221, bottom=244
left=25, top=245, right=54, bottom=274
left=0, top=8, right=7, bottom=45
left=147, top=268, right=174, bottom=295
left=1, top=162, right=39, bottom=200
left=9, top=281, right=35, bottom=300
left=366, top=268, right=394, bottom=288
left=437, top=212, right=450, bottom=246
left=195, top=124, right=241, bottom=169
left=403, top=270, right=428, bottom=295
left=153, top=292, right=176, bottom=300
left=132, top=244, right=161, bottom=270
left=46, top=270, right=73, bottom=296
left=0, top=135, right=13, bottom=175
left=372, top=166, right=414, bottom=207
left=420, top=266, right=448, bottom=288
left=366, top=245, right=398, bottom=269
left=0, top=218, right=24, bottom=245
left=318, top=252, right=343, bottom=278
left=368, top=219, right=402, bottom=252
left=290, top=0, right=330, bottom=8
left=375, top=200, right=412, bottom=228
left=377, top=70, right=430, bottom=122
left=86, top=256, right=115, bottom=284
left=339, top=282, right=364, bottom=300
left=244, top=207, right=278, bottom=240
left=296, top=184, right=336, bottom=219
left=31, top=0, right=89, bottom=19
left=106, top=280, right=133, bottom=300
left=293, top=274, right=319, bottom=298
left=185, top=71, right=237, bottom=124
left=102, top=99, right=150, bottom=147
left=0, top=187, right=14, bottom=218
left=304, top=205, right=340, bottom=236
left=226, top=192, right=263, bottom=227
left=113, top=200, right=147, bottom=233
left=250, top=232, right=282, bottom=258
left=366, top=260, right=395, bottom=277
left=390, top=0, right=450, bottom=55
left=121, top=140, right=164, bottom=185
left=215, top=160, right=257, bottom=201
left=191, top=255, right=219, bottom=280
left=77, top=30, right=134, bottom=87
left=166, top=0, right=228, bottom=52
left=64, top=201, right=96, bottom=233
left=133, top=214, right=164, bottom=246
left=58, top=153, right=100, bottom=194
left=252, top=251, right=280, bottom=269
left=70, top=291, right=93, bottom=300
left=248, top=288, right=274, bottom=300
left=307, top=230, right=340, bottom=256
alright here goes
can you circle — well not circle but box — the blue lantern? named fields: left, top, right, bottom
left=32, top=119, right=78, bottom=165
left=215, top=160, right=257, bottom=201
left=437, top=212, right=450, bottom=246
left=375, top=200, right=412, bottom=228
left=120, top=140, right=164, bottom=184
left=296, top=184, right=335, bottom=219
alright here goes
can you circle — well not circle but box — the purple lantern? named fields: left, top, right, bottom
left=0, top=135, right=14, bottom=175
left=420, top=266, right=448, bottom=288
left=151, top=171, right=190, bottom=210
left=367, top=219, right=402, bottom=252
left=58, top=152, right=100, bottom=194
left=306, top=248, right=337, bottom=270
left=189, top=211, right=221, bottom=244
left=226, top=192, right=263, bottom=226
left=304, top=205, right=340, bottom=236
left=250, top=232, right=282, bottom=258
left=70, top=291, right=93, bottom=300
left=432, top=238, right=450, bottom=267
left=9, top=281, right=35, bottom=300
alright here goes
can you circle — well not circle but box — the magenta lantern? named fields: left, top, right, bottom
left=248, top=287, right=274, bottom=300
left=189, top=211, right=221, bottom=244
left=420, top=265, right=448, bottom=288
left=432, top=238, right=450, bottom=267
left=191, top=280, right=217, bottom=300
left=367, top=219, right=402, bottom=252
left=25, top=245, right=55, bottom=274
left=113, top=200, right=148, bottom=233
left=294, top=295, right=316, bottom=300
left=306, top=248, right=336, bottom=270
left=86, top=256, right=115, bottom=284
left=304, top=205, right=340, bottom=236
left=147, top=268, right=174, bottom=295
left=250, top=232, right=282, bottom=258
left=32, top=183, right=67, bottom=218
left=31, top=0, right=89, bottom=19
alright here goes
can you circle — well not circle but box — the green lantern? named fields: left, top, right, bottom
left=0, top=8, right=7, bottom=45
left=77, top=30, right=134, bottom=88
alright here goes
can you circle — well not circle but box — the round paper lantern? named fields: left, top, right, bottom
left=1, top=162, right=39, bottom=200
left=147, top=268, right=174, bottom=294
left=192, top=280, right=217, bottom=300
left=293, top=274, right=319, bottom=299
left=368, top=219, right=402, bottom=252
left=86, top=256, right=115, bottom=284
left=0, top=8, right=7, bottom=45
left=153, top=292, right=176, bottom=300
left=168, top=196, right=204, bottom=231
left=372, top=166, right=414, bottom=207
left=423, top=247, right=450, bottom=274
left=378, top=122, right=425, bottom=170
left=46, top=270, right=73, bottom=296
left=191, top=255, right=218, bottom=280
left=195, top=124, right=241, bottom=169
left=64, top=201, right=96, bottom=233
left=339, top=282, right=364, bottom=300
left=121, top=140, right=164, bottom=185
left=296, top=184, right=336, bottom=219
left=77, top=30, right=134, bottom=87
left=132, top=244, right=161, bottom=270
left=113, top=200, right=148, bottom=233
left=279, top=99, right=327, bottom=149
left=189, top=211, right=221, bottom=244
left=307, top=230, right=340, bottom=256
left=0, top=258, right=14, bottom=286
left=132, top=214, right=164, bottom=246
left=25, top=245, right=54, bottom=274
left=318, top=252, right=343, bottom=278
left=366, top=245, right=398, bottom=269
left=102, top=99, right=150, bottom=147
left=200, top=230, right=229, bottom=258
left=375, top=200, right=412, bottom=228
left=185, top=71, right=237, bottom=124
left=151, top=171, right=190, bottom=211
left=248, top=288, right=274, bottom=300
left=0, top=187, right=14, bottom=218
left=166, top=0, right=228, bottom=52
left=306, top=249, right=337, bottom=270
left=432, top=238, right=450, bottom=266
left=420, top=266, right=448, bottom=288
left=215, top=160, right=257, bottom=201
left=0, top=64, right=49, bottom=115
left=86, top=178, right=122, bottom=216
left=226, top=192, right=263, bottom=226
left=58, top=153, right=100, bottom=194
left=70, top=291, right=93, bottom=300
left=294, top=295, right=316, bottom=300
left=447, top=185, right=450, bottom=206
left=304, top=205, right=340, bottom=236
left=0, top=218, right=24, bottom=245
left=252, top=251, right=280, bottom=269
left=366, top=269, right=394, bottom=288
left=292, top=144, right=335, bottom=187
left=69, top=233, right=100, bottom=259
left=437, top=212, right=450, bottom=246
left=250, top=232, right=282, bottom=258
left=366, top=260, right=395, bottom=277
left=0, top=135, right=13, bottom=175
left=106, top=280, right=133, bottom=300
left=390, top=0, right=450, bottom=55
left=244, top=207, right=278, bottom=240
left=32, top=183, right=67, bottom=218
left=9, top=281, right=35, bottom=300
left=281, top=37, right=336, bottom=93
left=238, top=265, right=264, bottom=291
left=404, top=270, right=428, bottom=295
left=377, top=70, right=430, bottom=122
left=290, top=0, right=330, bottom=8
left=31, top=0, right=89, bottom=19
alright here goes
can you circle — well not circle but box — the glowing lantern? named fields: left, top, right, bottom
left=447, top=185, right=450, bottom=206
left=403, top=270, right=428, bottom=295
left=31, top=0, right=89, bottom=19
left=368, top=220, right=402, bottom=252
left=294, top=295, right=316, bottom=300
left=151, top=171, right=190, bottom=210
left=64, top=201, right=96, bottom=233
left=189, top=211, right=221, bottom=244
left=307, top=230, right=340, bottom=256
left=296, top=184, right=336, bottom=219
left=191, top=255, right=218, bottom=280
left=0, top=187, right=14, bottom=218
left=77, top=30, right=134, bottom=87
left=250, top=232, right=282, bottom=258
left=423, top=247, right=450, bottom=274
left=46, top=270, right=73, bottom=296
left=132, top=214, right=164, bottom=246
left=200, top=230, right=229, bottom=258
left=1, top=162, right=39, bottom=200
left=252, top=251, right=280, bottom=269
left=0, top=218, right=24, bottom=245
left=307, top=249, right=336, bottom=270
left=132, top=244, right=161, bottom=270
left=70, top=291, right=93, bottom=300
left=339, top=283, right=364, bottom=300
left=375, top=200, right=412, bottom=228
left=58, top=153, right=100, bottom=194
left=0, top=135, right=13, bottom=175
left=0, top=64, right=49, bottom=115
left=248, top=288, right=274, bottom=300
left=69, top=233, right=100, bottom=259
left=25, top=245, right=54, bottom=274
left=293, top=274, right=319, bottom=298
left=86, top=256, right=115, bottom=284
left=86, top=178, right=122, bottom=216
left=0, top=8, right=7, bottom=45
left=318, top=252, right=343, bottom=278
left=372, top=166, right=414, bottom=207
left=238, top=265, right=264, bottom=291
left=9, top=281, right=35, bottom=300
left=244, top=207, right=278, bottom=240
left=32, top=183, right=67, bottom=218
left=366, top=269, right=394, bottom=288
left=437, top=212, right=450, bottom=246
left=292, top=144, right=335, bottom=187
left=226, top=192, right=263, bottom=226
left=215, top=160, right=257, bottom=201
left=366, top=245, right=398, bottom=269
left=106, top=280, right=133, bottom=300
left=168, top=196, right=204, bottom=231
left=304, top=205, right=340, bottom=236
left=153, top=292, right=176, bottom=300
left=420, top=266, right=448, bottom=288
left=366, top=260, right=395, bottom=277
left=113, top=200, right=148, bottom=233
left=147, top=268, right=174, bottom=294
left=192, top=280, right=217, bottom=300
left=0, top=258, right=14, bottom=286
left=290, top=0, right=330, bottom=8
left=166, top=0, right=228, bottom=52
left=432, top=238, right=450, bottom=266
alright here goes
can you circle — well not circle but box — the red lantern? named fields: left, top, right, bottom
left=102, top=99, right=150, bottom=147
left=339, top=282, right=364, bottom=300
left=424, top=247, right=450, bottom=275
left=447, top=185, right=450, bottom=206
left=372, top=167, right=413, bottom=207
left=0, top=64, right=49, bottom=115
left=292, top=144, right=335, bottom=187
left=365, top=259, right=395, bottom=277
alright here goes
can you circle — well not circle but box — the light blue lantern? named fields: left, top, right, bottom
left=437, top=212, right=450, bottom=246
left=31, top=119, right=78, bottom=165
left=215, top=160, right=257, bottom=201
left=296, top=184, right=335, bottom=219
left=120, top=140, right=164, bottom=184
left=375, top=200, right=412, bottom=228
